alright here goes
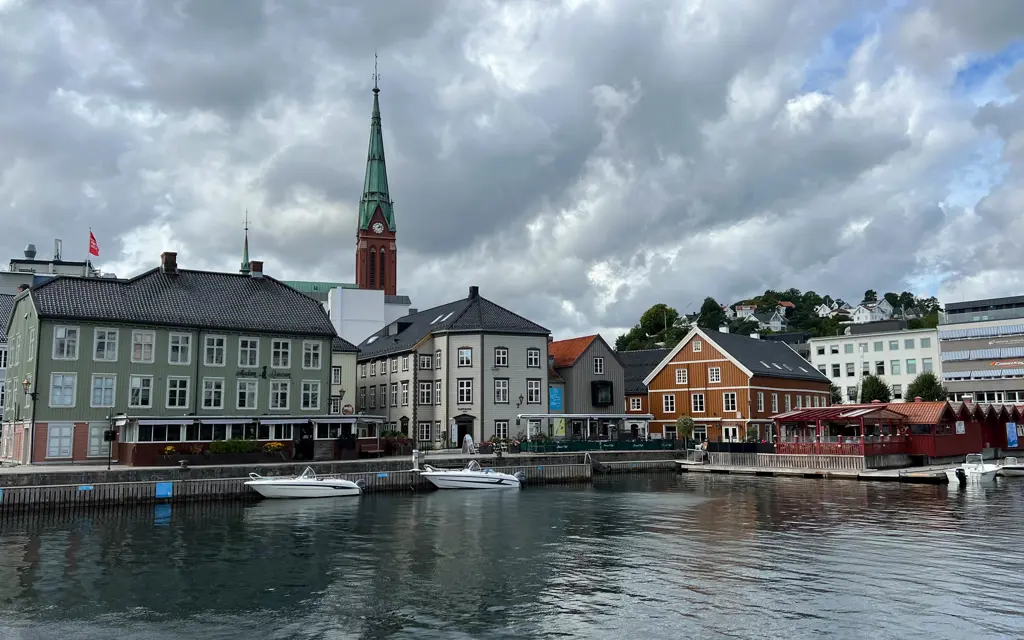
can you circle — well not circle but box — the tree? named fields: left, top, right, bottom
left=756, top=289, right=782, bottom=313
left=859, top=374, right=891, bottom=403
left=640, top=303, right=680, bottom=338
left=906, top=372, right=948, bottom=401
left=616, top=303, right=689, bottom=351
left=862, top=289, right=878, bottom=304
left=830, top=383, right=844, bottom=405
left=697, top=297, right=728, bottom=330
left=675, top=416, right=695, bottom=441
left=883, top=292, right=900, bottom=309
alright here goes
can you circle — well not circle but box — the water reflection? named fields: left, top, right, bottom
left=0, top=476, right=1023, bottom=639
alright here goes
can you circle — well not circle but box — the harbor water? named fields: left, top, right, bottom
left=0, top=475, right=1022, bottom=639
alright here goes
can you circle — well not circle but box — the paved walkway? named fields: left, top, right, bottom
left=676, top=460, right=951, bottom=483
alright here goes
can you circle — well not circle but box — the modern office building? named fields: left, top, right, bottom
left=940, top=295, right=1024, bottom=403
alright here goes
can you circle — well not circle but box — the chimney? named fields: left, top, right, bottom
left=16, top=284, right=28, bottom=293
left=249, top=260, right=263, bottom=278
left=749, top=333, right=760, bottom=340
left=719, top=326, right=729, bottom=333
left=468, top=285, right=479, bottom=299
left=548, top=335, right=554, bottom=343
left=160, top=251, right=178, bottom=274
left=24, top=244, right=36, bottom=259
left=914, top=396, right=923, bottom=403
left=407, top=308, right=418, bottom=315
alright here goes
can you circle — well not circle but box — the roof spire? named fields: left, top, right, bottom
left=239, top=210, right=250, bottom=275
left=373, top=49, right=379, bottom=93
left=358, top=52, right=394, bottom=232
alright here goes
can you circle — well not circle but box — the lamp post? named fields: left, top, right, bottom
left=105, top=413, right=127, bottom=471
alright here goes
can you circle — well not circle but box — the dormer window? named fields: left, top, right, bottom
left=692, top=340, right=702, bottom=352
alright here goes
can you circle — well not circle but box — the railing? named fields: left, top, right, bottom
left=520, top=439, right=683, bottom=453
left=941, top=306, right=1024, bottom=325
left=776, top=437, right=908, bottom=456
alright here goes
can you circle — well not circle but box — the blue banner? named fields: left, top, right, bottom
left=155, top=482, right=173, bottom=499
left=549, top=387, right=563, bottom=411
left=1008, top=423, right=1019, bottom=449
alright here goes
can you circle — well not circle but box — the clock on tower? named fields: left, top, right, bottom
left=372, top=222, right=384, bottom=234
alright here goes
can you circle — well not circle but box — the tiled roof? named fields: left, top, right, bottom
left=887, top=401, right=955, bottom=424
left=549, top=335, right=598, bottom=368
left=332, top=336, right=359, bottom=353
left=778, top=301, right=795, bottom=308
left=0, top=293, right=14, bottom=343
left=548, top=367, right=565, bottom=384
left=704, top=331, right=829, bottom=383
left=618, top=348, right=671, bottom=394
left=28, top=270, right=337, bottom=337
left=356, top=287, right=549, bottom=359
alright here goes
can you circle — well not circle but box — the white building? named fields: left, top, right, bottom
left=735, top=304, right=756, bottom=319
left=808, top=327, right=941, bottom=403
left=1, top=241, right=116, bottom=296
left=850, top=300, right=894, bottom=324
left=325, top=286, right=412, bottom=345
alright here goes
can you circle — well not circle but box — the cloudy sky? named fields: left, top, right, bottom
left=2, top=0, right=1023, bottom=341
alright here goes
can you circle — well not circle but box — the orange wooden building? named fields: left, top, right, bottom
left=618, top=348, right=671, bottom=439
left=642, top=328, right=831, bottom=442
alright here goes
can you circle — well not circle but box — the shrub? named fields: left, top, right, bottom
left=209, top=439, right=260, bottom=455
left=161, top=445, right=177, bottom=456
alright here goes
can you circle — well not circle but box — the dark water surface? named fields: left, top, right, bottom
left=0, top=475, right=1023, bottom=639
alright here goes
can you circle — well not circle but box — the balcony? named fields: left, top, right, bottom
left=941, top=306, right=1024, bottom=325
left=775, top=437, right=908, bottom=456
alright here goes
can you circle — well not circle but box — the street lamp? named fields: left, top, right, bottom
left=21, top=377, right=37, bottom=401
left=106, top=413, right=127, bottom=470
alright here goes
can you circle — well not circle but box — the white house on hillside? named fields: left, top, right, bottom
left=851, top=300, right=894, bottom=324
left=735, top=304, right=756, bottom=319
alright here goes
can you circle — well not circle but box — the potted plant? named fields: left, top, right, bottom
left=508, top=438, right=521, bottom=454
left=161, top=445, right=177, bottom=460
left=262, top=441, right=288, bottom=460
left=478, top=440, right=494, bottom=455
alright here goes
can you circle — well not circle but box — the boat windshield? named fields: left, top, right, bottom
left=965, top=454, right=984, bottom=466
left=299, top=466, right=317, bottom=480
left=466, top=460, right=482, bottom=472
left=1006, top=457, right=1020, bottom=466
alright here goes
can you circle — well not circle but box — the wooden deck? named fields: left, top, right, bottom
left=676, top=461, right=949, bottom=483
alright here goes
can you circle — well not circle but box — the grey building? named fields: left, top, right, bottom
left=940, top=295, right=1024, bottom=403
left=354, top=286, right=550, bottom=445
left=549, top=334, right=625, bottom=438
left=0, top=293, right=12, bottom=422
left=1, top=241, right=116, bottom=296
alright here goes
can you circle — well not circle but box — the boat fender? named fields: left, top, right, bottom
left=354, top=479, right=367, bottom=489
left=955, top=468, right=967, bottom=485
left=514, top=471, right=526, bottom=484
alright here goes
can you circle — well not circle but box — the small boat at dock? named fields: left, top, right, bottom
left=244, top=466, right=364, bottom=499
left=1000, top=457, right=1024, bottom=477
left=418, top=460, right=525, bottom=490
left=945, top=454, right=999, bottom=485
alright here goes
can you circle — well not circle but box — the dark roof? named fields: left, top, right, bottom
left=618, top=348, right=671, bottom=394
left=356, top=288, right=548, bottom=359
left=847, top=319, right=907, bottom=335
left=946, top=295, right=1024, bottom=312
left=0, top=294, right=14, bottom=343
left=704, top=331, right=829, bottom=383
left=332, top=336, right=359, bottom=353
left=26, top=269, right=336, bottom=337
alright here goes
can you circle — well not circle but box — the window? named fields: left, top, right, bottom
left=166, top=377, right=190, bottom=409
left=49, top=373, right=76, bottom=407
left=796, top=395, right=802, bottom=408
left=201, top=378, right=224, bottom=409
left=893, top=384, right=903, bottom=399
left=199, top=335, right=225, bottom=366
left=675, top=368, right=687, bottom=385
left=844, top=344, right=853, bottom=354
left=237, top=379, right=258, bottom=410
left=419, top=355, right=432, bottom=370
left=813, top=396, right=820, bottom=407
left=237, top=337, right=258, bottom=367
left=594, top=357, right=604, bottom=375
left=401, top=381, right=409, bottom=405
left=270, top=380, right=290, bottom=409
left=527, top=348, right=541, bottom=368
left=691, top=393, right=705, bottom=413
left=708, top=367, right=721, bottom=383
left=494, top=347, right=508, bottom=367
left=527, top=379, right=541, bottom=404
left=88, top=423, right=107, bottom=458
left=889, top=340, right=899, bottom=351
left=53, top=326, right=79, bottom=360
left=847, top=386, right=857, bottom=402
left=816, top=346, right=825, bottom=355
left=368, top=387, right=376, bottom=409
left=830, top=345, right=840, bottom=355
left=458, top=379, right=473, bottom=404
left=435, top=380, right=442, bottom=405
left=271, top=340, right=291, bottom=368
left=891, top=360, right=901, bottom=375
left=922, top=358, right=933, bottom=373
left=388, top=358, right=396, bottom=373
left=90, top=375, right=115, bottom=408
left=906, top=359, right=917, bottom=375
left=0, top=349, right=6, bottom=369
left=331, top=367, right=342, bottom=385
left=418, top=422, right=432, bottom=442
left=301, top=381, right=320, bottom=410
left=131, top=331, right=155, bottom=363
left=495, top=421, right=509, bottom=440
left=419, top=382, right=432, bottom=405
left=379, top=360, right=386, bottom=377
left=817, top=365, right=827, bottom=375
left=757, top=392, right=764, bottom=412
left=663, top=394, right=676, bottom=413
left=388, top=383, right=397, bottom=407
left=129, top=375, right=153, bottom=408
left=921, top=337, right=931, bottom=348
left=330, top=396, right=342, bottom=414
left=47, top=424, right=73, bottom=458
left=862, top=361, right=870, bottom=376
left=629, top=397, right=642, bottom=411
left=28, top=327, right=35, bottom=360
left=434, top=350, right=441, bottom=369
left=846, top=363, right=855, bottom=377
left=875, top=361, right=885, bottom=375
left=831, top=364, right=841, bottom=377
left=723, top=392, right=737, bottom=412
left=692, top=340, right=702, bottom=352
left=93, top=328, right=118, bottom=361
left=495, top=379, right=509, bottom=403
left=873, top=341, right=883, bottom=352
left=302, top=342, right=322, bottom=369
left=402, top=355, right=409, bottom=371
left=168, top=333, right=192, bottom=365
left=858, top=342, right=868, bottom=354
left=905, top=339, right=915, bottom=349
left=785, top=394, right=791, bottom=411
left=458, top=348, right=472, bottom=367
left=805, top=395, right=810, bottom=408
left=771, top=393, right=778, bottom=413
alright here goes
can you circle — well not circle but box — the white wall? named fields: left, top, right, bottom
left=808, top=328, right=940, bottom=402
left=326, top=287, right=411, bottom=345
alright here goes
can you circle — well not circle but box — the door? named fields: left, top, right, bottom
left=296, top=424, right=315, bottom=460
left=47, top=424, right=73, bottom=459
left=455, top=417, right=473, bottom=445
left=87, top=423, right=107, bottom=457
left=723, top=426, right=740, bottom=442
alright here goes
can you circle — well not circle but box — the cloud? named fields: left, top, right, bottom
left=0, top=0, right=1020, bottom=343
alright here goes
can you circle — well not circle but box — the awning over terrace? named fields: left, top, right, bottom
left=773, top=406, right=906, bottom=422
left=772, top=405, right=908, bottom=456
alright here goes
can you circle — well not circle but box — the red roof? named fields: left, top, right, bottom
left=774, top=405, right=906, bottom=422
left=887, top=401, right=955, bottom=424
left=778, top=301, right=795, bottom=308
left=549, top=335, right=598, bottom=368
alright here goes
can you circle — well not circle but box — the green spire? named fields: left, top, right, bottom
left=239, top=211, right=250, bottom=275
left=358, top=70, right=395, bottom=231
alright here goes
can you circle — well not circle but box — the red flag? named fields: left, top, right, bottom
left=89, top=231, right=99, bottom=257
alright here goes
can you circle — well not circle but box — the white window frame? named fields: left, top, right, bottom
left=784, top=394, right=791, bottom=411
left=90, top=374, right=116, bottom=408
left=495, top=378, right=509, bottom=404
left=93, top=327, right=119, bottom=362
left=401, top=380, right=409, bottom=406
left=301, top=381, right=321, bottom=410
left=527, top=348, right=541, bottom=368
left=87, top=423, right=107, bottom=458
left=771, top=393, right=778, bottom=413
left=49, top=373, right=77, bottom=408
left=166, top=376, right=191, bottom=409
left=402, top=355, right=409, bottom=371
left=270, top=380, right=291, bottom=410
left=663, top=393, right=676, bottom=413
left=204, top=335, right=227, bottom=367
left=238, top=337, right=259, bottom=367
left=271, top=339, right=291, bottom=369
left=435, top=380, right=442, bottom=405
left=417, top=421, right=432, bottom=442
left=331, top=367, right=342, bottom=385
left=692, top=340, right=702, bottom=352
left=757, top=392, right=764, bottom=412
left=495, top=421, right=510, bottom=440
left=129, top=375, right=154, bottom=409
left=46, top=423, right=73, bottom=459
left=0, top=347, right=7, bottom=370
left=237, top=379, right=258, bottom=410
left=675, top=368, right=687, bottom=385
left=527, top=379, right=541, bottom=404
left=391, top=383, right=399, bottom=407
left=419, top=381, right=433, bottom=405
left=202, top=378, right=225, bottom=410
left=302, top=341, right=322, bottom=370
left=330, top=396, right=342, bottom=414
left=458, top=348, right=473, bottom=367
left=457, top=379, right=473, bottom=404
left=434, top=350, right=441, bottom=369
left=494, top=347, right=509, bottom=367
left=629, top=396, right=642, bottom=411
left=691, top=393, right=705, bottom=413
left=922, top=357, right=933, bottom=373
left=131, top=330, right=156, bottom=364
left=723, top=392, right=737, bottom=412
left=419, top=354, right=432, bottom=370
left=28, top=326, right=35, bottom=361
left=906, top=359, right=917, bottom=375
left=52, top=326, right=80, bottom=361
left=594, top=357, right=604, bottom=375
left=708, top=367, right=721, bottom=384
left=168, top=332, right=192, bottom=366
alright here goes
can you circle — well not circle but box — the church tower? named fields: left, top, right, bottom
left=354, top=71, right=397, bottom=296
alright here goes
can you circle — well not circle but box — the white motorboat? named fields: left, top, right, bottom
left=1000, top=456, right=1024, bottom=477
left=945, top=454, right=1000, bottom=485
left=244, top=466, right=364, bottom=499
left=418, top=460, right=524, bottom=490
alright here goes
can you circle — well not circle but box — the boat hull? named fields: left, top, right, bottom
left=1000, top=466, right=1024, bottom=477
left=244, top=480, right=361, bottom=499
left=421, top=472, right=521, bottom=490
left=945, top=468, right=998, bottom=485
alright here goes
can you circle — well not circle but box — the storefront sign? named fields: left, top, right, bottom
left=236, top=369, right=260, bottom=377
left=155, top=482, right=173, bottom=499
left=553, top=418, right=565, bottom=437
left=955, top=420, right=965, bottom=435
left=549, top=387, right=563, bottom=411
left=269, top=371, right=291, bottom=379
left=989, top=361, right=1024, bottom=367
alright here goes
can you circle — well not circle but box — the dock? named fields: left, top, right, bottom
left=675, top=460, right=950, bottom=484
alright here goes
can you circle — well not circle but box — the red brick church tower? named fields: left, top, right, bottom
left=354, top=72, right=398, bottom=296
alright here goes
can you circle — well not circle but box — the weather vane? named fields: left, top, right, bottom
left=373, top=50, right=380, bottom=91
left=244, top=208, right=249, bottom=231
